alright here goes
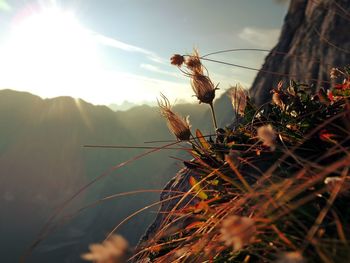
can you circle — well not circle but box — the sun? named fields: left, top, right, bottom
left=0, top=6, right=101, bottom=97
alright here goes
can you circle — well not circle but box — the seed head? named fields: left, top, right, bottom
left=170, top=54, right=185, bottom=67
left=191, top=73, right=217, bottom=104
left=158, top=93, right=191, bottom=141
left=81, top=235, right=129, bottom=263
left=229, top=84, right=247, bottom=116
left=330, top=67, right=340, bottom=79
left=219, top=215, right=256, bottom=251
left=185, top=49, right=203, bottom=74
left=275, top=251, right=305, bottom=263
left=257, top=124, right=277, bottom=151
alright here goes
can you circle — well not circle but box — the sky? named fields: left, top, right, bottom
left=0, top=0, right=289, bottom=106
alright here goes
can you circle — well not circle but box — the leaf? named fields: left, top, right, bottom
left=210, top=179, right=219, bottom=186
left=193, top=201, right=209, bottom=213
left=320, top=129, right=337, bottom=144
left=196, top=129, right=211, bottom=151
left=189, top=176, right=208, bottom=200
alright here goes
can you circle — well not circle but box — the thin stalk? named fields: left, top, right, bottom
left=83, top=145, right=186, bottom=150
left=209, top=102, right=218, bottom=130
left=200, top=57, right=332, bottom=85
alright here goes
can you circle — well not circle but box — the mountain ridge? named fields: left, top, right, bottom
left=0, top=88, right=233, bottom=262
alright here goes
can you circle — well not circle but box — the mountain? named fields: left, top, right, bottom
left=250, top=0, right=350, bottom=105
left=0, top=89, right=232, bottom=262
left=108, top=101, right=156, bottom=112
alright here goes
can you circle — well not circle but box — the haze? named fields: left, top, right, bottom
left=0, top=0, right=287, bottom=106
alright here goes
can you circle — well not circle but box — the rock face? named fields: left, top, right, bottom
left=138, top=168, right=194, bottom=245
left=250, top=0, right=350, bottom=105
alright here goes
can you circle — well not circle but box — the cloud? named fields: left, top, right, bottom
left=238, top=27, right=280, bottom=49
left=93, top=33, right=165, bottom=64
left=140, top=63, right=185, bottom=79
left=0, top=0, right=11, bottom=12
left=94, top=34, right=151, bottom=55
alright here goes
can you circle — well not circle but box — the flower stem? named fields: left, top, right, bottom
left=209, top=102, right=218, bottom=130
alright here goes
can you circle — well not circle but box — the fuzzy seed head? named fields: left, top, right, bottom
left=170, top=54, right=185, bottom=67
left=229, top=84, right=247, bottom=116
left=191, top=73, right=217, bottom=104
left=219, top=216, right=256, bottom=251
left=330, top=67, right=340, bottom=79
left=257, top=124, right=277, bottom=151
left=81, top=235, right=129, bottom=263
left=158, top=94, right=191, bottom=141
left=185, top=49, right=203, bottom=74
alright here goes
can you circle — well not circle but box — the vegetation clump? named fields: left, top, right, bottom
left=83, top=51, right=350, bottom=263
left=133, top=53, right=350, bottom=263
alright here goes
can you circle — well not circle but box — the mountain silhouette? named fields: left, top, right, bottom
left=0, top=89, right=233, bottom=262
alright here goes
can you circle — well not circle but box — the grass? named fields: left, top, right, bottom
left=127, top=54, right=350, bottom=262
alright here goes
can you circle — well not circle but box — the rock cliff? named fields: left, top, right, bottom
left=250, top=0, right=350, bottom=105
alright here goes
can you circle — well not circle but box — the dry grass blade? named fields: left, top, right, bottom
left=21, top=140, right=181, bottom=262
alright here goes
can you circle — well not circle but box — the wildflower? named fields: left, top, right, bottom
left=229, top=84, right=247, bottom=116
left=334, top=78, right=350, bottom=90
left=272, top=91, right=285, bottom=110
left=174, top=48, right=218, bottom=129
left=257, top=124, right=277, bottom=151
left=170, top=54, right=185, bottom=67
left=191, top=73, right=218, bottom=104
left=271, top=81, right=285, bottom=110
left=330, top=67, right=340, bottom=79
left=185, top=49, right=203, bottom=74
left=327, top=90, right=334, bottom=102
left=81, top=235, right=129, bottom=263
left=219, top=215, right=256, bottom=251
left=158, top=93, right=191, bottom=141
left=186, top=49, right=218, bottom=105
left=275, top=251, right=304, bottom=263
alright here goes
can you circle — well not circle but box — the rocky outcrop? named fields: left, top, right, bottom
left=137, top=167, right=195, bottom=245
left=250, top=0, right=350, bottom=105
